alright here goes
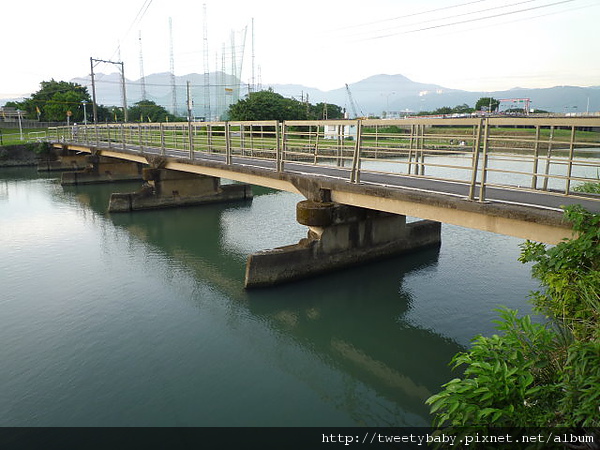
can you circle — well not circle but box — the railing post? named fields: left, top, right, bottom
left=276, top=122, right=283, bottom=172
left=542, top=126, right=554, bottom=191
left=188, top=120, right=194, bottom=160
left=313, top=125, right=320, bottom=165
left=160, top=123, right=166, bottom=156
left=478, top=118, right=490, bottom=202
left=225, top=121, right=232, bottom=165
left=468, top=119, right=483, bottom=200
left=407, top=124, right=414, bottom=175
left=531, top=125, right=541, bottom=189
left=565, top=125, right=576, bottom=194
left=138, top=123, right=143, bottom=154
left=240, top=124, right=246, bottom=156
left=207, top=124, right=213, bottom=153
left=419, top=124, right=426, bottom=176
left=350, top=119, right=363, bottom=184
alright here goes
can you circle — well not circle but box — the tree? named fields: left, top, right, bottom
left=475, top=97, right=500, bottom=112
left=127, top=100, right=178, bottom=123
left=426, top=206, right=600, bottom=432
left=9, top=79, right=92, bottom=122
left=228, top=89, right=308, bottom=121
left=308, top=102, right=344, bottom=120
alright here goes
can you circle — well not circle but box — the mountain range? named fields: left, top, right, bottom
left=64, top=72, right=600, bottom=117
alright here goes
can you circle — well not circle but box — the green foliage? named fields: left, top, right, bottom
left=26, top=141, right=52, bottom=156
left=12, top=79, right=92, bottom=121
left=475, top=97, right=500, bottom=112
left=127, top=100, right=178, bottom=123
left=228, top=90, right=306, bottom=121
left=416, top=104, right=475, bottom=116
left=574, top=181, right=600, bottom=194
left=228, top=89, right=344, bottom=121
left=427, top=206, right=600, bottom=430
left=426, top=308, right=561, bottom=428
left=309, top=102, right=344, bottom=120
left=519, top=205, right=600, bottom=340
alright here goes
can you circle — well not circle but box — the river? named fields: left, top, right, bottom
left=0, top=166, right=540, bottom=427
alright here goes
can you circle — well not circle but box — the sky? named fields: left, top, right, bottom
left=1, top=0, right=599, bottom=101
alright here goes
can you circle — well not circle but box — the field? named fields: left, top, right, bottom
left=0, top=128, right=48, bottom=146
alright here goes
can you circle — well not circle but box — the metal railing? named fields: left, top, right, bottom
left=50, top=117, right=600, bottom=202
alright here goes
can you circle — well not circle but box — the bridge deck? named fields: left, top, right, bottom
left=50, top=117, right=600, bottom=244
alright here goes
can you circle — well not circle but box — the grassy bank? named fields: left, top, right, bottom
left=0, top=128, right=49, bottom=146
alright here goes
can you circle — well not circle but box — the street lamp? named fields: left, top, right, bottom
left=382, top=92, right=396, bottom=118
left=17, top=110, right=23, bottom=141
left=82, top=101, right=88, bottom=125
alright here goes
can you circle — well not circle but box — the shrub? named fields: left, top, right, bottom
left=427, top=206, right=600, bottom=431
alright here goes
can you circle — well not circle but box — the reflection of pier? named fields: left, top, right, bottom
left=245, top=247, right=458, bottom=425
left=66, top=182, right=458, bottom=424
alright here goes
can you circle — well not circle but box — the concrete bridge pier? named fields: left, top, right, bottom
left=38, top=149, right=89, bottom=172
left=244, top=200, right=441, bottom=288
left=108, top=168, right=252, bottom=212
left=61, top=154, right=144, bottom=186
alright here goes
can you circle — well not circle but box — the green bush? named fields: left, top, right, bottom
left=426, top=308, right=562, bottom=428
left=427, top=206, right=600, bottom=431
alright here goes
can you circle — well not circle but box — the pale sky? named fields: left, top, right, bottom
left=1, top=0, right=599, bottom=100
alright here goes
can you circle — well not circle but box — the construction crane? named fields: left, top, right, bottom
left=345, top=83, right=365, bottom=119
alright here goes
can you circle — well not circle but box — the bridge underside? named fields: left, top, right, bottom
left=55, top=143, right=575, bottom=245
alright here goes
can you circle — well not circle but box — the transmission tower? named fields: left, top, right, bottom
left=138, top=31, right=147, bottom=100
left=250, top=17, right=255, bottom=94
left=203, top=4, right=211, bottom=121
left=169, top=17, right=178, bottom=115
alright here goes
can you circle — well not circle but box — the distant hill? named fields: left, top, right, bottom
left=66, top=72, right=600, bottom=117
left=71, top=71, right=243, bottom=120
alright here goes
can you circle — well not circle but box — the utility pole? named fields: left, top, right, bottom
left=90, top=57, right=98, bottom=123
left=120, top=60, right=128, bottom=122
left=90, top=57, right=128, bottom=122
left=186, top=81, right=193, bottom=122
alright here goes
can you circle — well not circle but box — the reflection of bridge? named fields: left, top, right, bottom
left=49, top=117, right=599, bottom=285
left=71, top=179, right=458, bottom=425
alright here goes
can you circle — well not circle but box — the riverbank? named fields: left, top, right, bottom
left=0, top=144, right=55, bottom=167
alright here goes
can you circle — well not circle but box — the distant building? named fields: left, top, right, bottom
left=323, top=124, right=357, bottom=140
left=0, top=107, right=23, bottom=123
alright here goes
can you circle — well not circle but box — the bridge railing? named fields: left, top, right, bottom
left=50, top=117, right=600, bottom=203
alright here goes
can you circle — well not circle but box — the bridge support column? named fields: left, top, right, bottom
left=244, top=200, right=441, bottom=288
left=108, top=168, right=252, bottom=212
left=38, top=148, right=89, bottom=172
left=60, top=155, right=143, bottom=185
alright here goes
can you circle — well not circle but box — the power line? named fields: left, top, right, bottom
left=333, top=0, right=491, bottom=31
left=352, top=0, right=577, bottom=42
left=433, top=1, right=598, bottom=38
left=107, top=0, right=154, bottom=63
left=340, top=0, right=540, bottom=39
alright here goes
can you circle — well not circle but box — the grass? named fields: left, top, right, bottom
left=0, top=128, right=49, bottom=146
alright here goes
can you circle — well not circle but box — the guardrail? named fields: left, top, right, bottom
left=0, top=130, right=48, bottom=146
left=49, top=117, right=600, bottom=202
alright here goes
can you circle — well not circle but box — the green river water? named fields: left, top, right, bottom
left=0, top=167, right=539, bottom=427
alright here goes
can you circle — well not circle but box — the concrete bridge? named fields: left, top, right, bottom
left=49, top=116, right=600, bottom=287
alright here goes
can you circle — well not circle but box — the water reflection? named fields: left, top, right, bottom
left=61, top=179, right=461, bottom=425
